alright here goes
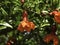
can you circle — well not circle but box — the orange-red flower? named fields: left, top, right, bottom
left=50, top=10, right=60, bottom=24
left=43, top=33, right=58, bottom=45
left=6, top=37, right=16, bottom=45
left=43, top=25, right=58, bottom=45
left=17, top=10, right=35, bottom=32
left=6, top=42, right=11, bottom=45
left=20, top=0, right=25, bottom=4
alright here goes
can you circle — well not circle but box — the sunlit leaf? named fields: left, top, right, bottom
left=0, top=22, right=13, bottom=28
left=1, top=7, right=8, bottom=15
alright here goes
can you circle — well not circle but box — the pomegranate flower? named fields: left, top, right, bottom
left=17, top=10, right=35, bottom=32
left=43, top=25, right=59, bottom=45
left=20, top=0, right=25, bottom=4
left=43, top=33, right=58, bottom=45
left=6, top=42, right=11, bottom=45
left=50, top=10, right=60, bottom=24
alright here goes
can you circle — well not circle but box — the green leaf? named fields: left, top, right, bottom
left=1, top=7, right=8, bottom=15
left=0, top=26, right=6, bottom=30
left=0, top=22, right=13, bottom=29
left=41, top=24, right=50, bottom=27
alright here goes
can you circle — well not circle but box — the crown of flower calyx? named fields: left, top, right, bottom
left=22, top=10, right=28, bottom=21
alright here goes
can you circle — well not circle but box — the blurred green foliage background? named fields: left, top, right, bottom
left=0, top=0, right=60, bottom=45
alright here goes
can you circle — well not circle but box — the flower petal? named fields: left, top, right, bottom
left=21, top=21, right=27, bottom=27
left=25, top=26, right=31, bottom=32
left=30, top=22, right=35, bottom=30
left=53, top=35, right=58, bottom=45
left=43, top=34, right=52, bottom=43
left=54, top=16, right=60, bottom=24
left=17, top=24, right=24, bottom=32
